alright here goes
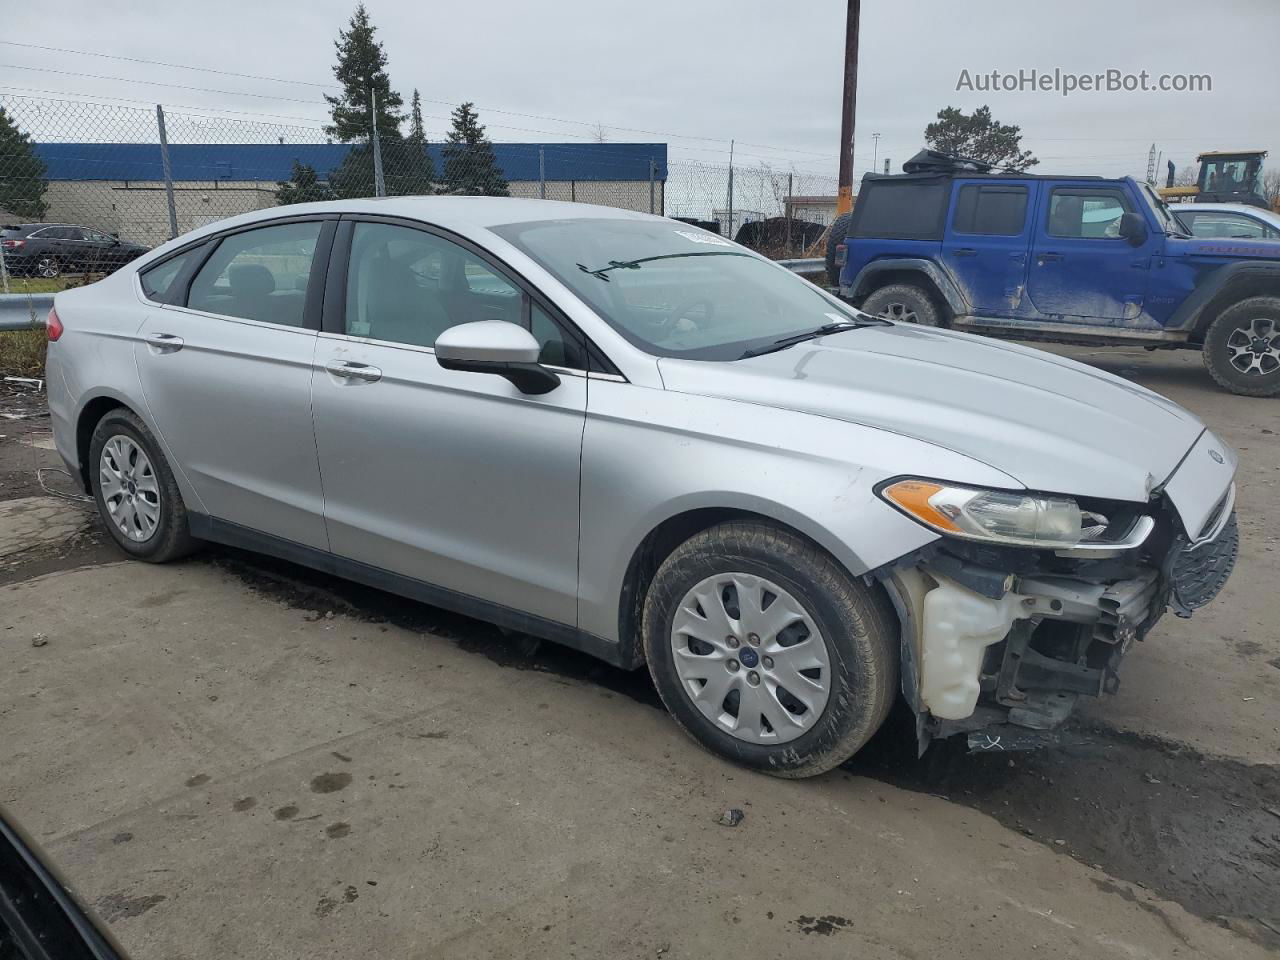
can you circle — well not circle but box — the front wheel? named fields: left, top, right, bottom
left=89, top=408, right=199, bottom=562
left=1202, top=296, right=1280, bottom=397
left=642, top=521, right=898, bottom=779
left=35, top=255, right=60, bottom=279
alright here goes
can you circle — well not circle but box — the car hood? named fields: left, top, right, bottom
left=657, top=323, right=1204, bottom=502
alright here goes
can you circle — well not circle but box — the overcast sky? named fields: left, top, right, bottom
left=2, top=0, right=1277, bottom=184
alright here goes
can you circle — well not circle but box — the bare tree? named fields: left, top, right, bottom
left=592, top=122, right=608, bottom=144
left=1262, top=169, right=1280, bottom=207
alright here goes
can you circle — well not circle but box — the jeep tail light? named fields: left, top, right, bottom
left=47, top=306, right=63, bottom=342
left=834, top=243, right=847, bottom=268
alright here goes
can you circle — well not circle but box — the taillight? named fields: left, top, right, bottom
left=834, top=243, right=848, bottom=268
left=0, top=238, right=24, bottom=250
left=47, top=306, right=64, bottom=342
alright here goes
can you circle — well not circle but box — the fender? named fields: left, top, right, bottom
left=842, top=258, right=970, bottom=317
left=1165, top=259, right=1280, bottom=335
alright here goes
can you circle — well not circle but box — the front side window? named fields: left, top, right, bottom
left=492, top=218, right=866, bottom=361
left=187, top=221, right=321, bottom=327
left=1047, top=190, right=1132, bottom=239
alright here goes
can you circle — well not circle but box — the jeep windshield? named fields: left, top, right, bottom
left=1140, top=182, right=1190, bottom=236
left=492, top=218, right=874, bottom=360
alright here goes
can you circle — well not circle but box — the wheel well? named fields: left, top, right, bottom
left=616, top=508, right=854, bottom=667
left=75, top=396, right=127, bottom=492
left=1194, top=279, right=1280, bottom=342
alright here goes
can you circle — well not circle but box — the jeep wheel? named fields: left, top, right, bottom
left=642, top=521, right=898, bottom=779
left=861, top=283, right=943, bottom=327
left=824, top=212, right=853, bottom=287
left=1202, top=296, right=1280, bottom=397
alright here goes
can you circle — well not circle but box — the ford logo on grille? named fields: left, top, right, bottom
left=1209, top=449, right=1225, bottom=464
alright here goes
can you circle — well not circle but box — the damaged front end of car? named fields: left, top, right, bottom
left=870, top=437, right=1239, bottom=755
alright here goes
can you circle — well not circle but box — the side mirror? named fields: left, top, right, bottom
left=435, top=320, right=560, bottom=395
left=1118, top=212, right=1148, bottom=246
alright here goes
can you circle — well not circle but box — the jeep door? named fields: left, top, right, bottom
left=940, top=181, right=1034, bottom=318
left=1027, top=183, right=1154, bottom=322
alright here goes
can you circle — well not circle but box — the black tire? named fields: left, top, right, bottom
left=642, top=521, right=898, bottom=779
left=860, top=282, right=944, bottom=327
left=35, top=255, right=60, bottom=279
left=89, top=408, right=199, bottom=562
left=1201, top=296, right=1280, bottom=397
left=824, top=212, right=854, bottom=287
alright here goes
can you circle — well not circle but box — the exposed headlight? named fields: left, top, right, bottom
left=879, top=479, right=1107, bottom=548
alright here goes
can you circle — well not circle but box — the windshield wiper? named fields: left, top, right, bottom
left=739, top=320, right=876, bottom=358
left=576, top=251, right=749, bottom=281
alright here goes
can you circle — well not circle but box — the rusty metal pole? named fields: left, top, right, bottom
left=835, top=0, right=860, bottom=217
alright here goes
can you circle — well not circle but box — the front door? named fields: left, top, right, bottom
left=1027, top=184, right=1153, bottom=322
left=311, top=218, right=588, bottom=625
left=134, top=218, right=332, bottom=549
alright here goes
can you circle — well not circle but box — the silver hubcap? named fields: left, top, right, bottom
left=1226, top=317, right=1280, bottom=377
left=38, top=257, right=59, bottom=278
left=879, top=301, right=918, bottom=324
left=99, top=435, right=160, bottom=542
left=669, top=572, right=831, bottom=745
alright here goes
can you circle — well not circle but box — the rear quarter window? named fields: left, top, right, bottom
left=139, top=245, right=205, bottom=303
left=851, top=180, right=948, bottom=241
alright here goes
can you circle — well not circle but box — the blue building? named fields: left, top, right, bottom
left=29, top=141, right=668, bottom=245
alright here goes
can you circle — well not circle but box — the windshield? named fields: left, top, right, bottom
left=491, top=218, right=865, bottom=360
left=1140, top=183, right=1188, bottom=236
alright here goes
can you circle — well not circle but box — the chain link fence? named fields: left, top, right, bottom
left=1, top=93, right=837, bottom=283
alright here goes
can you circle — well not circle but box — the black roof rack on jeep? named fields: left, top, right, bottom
left=901, top=149, right=994, bottom=174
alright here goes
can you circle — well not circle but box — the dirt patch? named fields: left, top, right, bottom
left=310, top=772, right=352, bottom=794
left=94, top=892, right=167, bottom=923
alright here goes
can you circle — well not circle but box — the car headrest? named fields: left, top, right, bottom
left=229, top=263, right=275, bottom=298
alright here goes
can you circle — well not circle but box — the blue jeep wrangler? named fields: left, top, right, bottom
left=827, top=151, right=1280, bottom=396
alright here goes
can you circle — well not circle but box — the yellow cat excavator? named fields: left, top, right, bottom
left=1159, top=150, right=1279, bottom=211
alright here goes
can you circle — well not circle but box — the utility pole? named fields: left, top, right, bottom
left=871, top=132, right=881, bottom=173
left=835, top=0, right=861, bottom=217
left=726, top=139, right=735, bottom=239
left=370, top=81, right=386, bottom=197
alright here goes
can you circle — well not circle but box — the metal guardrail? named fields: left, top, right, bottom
left=777, top=258, right=827, bottom=277
left=0, top=293, right=53, bottom=332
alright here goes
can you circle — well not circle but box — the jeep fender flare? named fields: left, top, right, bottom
left=1167, top=260, right=1280, bottom=337
left=842, top=258, right=970, bottom=317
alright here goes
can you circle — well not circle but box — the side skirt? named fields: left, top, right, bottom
left=186, top=514, right=636, bottom=670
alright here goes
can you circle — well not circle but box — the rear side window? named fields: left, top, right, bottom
left=139, top=246, right=204, bottom=303
left=187, top=221, right=321, bottom=327
left=1047, top=189, right=1132, bottom=239
left=952, top=185, right=1028, bottom=236
left=851, top=180, right=948, bottom=241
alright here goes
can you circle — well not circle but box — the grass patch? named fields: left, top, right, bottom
left=2, top=275, right=98, bottom=294
left=0, top=328, right=47, bottom=378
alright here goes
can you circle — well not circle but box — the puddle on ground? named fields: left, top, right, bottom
left=207, top=545, right=1280, bottom=946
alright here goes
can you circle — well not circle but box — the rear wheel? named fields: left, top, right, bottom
left=860, top=282, right=944, bottom=327
left=89, top=409, right=199, bottom=562
left=642, top=521, right=898, bottom=779
left=1202, top=296, right=1280, bottom=397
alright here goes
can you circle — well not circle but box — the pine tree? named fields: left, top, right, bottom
left=384, top=87, right=437, bottom=197
left=442, top=102, right=508, bottom=197
left=924, top=105, right=1038, bottom=171
left=323, top=4, right=404, bottom=144
left=0, top=106, right=48, bottom=219
left=275, top=161, right=336, bottom=206
left=409, top=89, right=426, bottom=145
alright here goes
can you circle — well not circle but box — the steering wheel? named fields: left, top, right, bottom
left=659, top=297, right=717, bottom=332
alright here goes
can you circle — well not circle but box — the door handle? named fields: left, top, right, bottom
left=953, top=248, right=978, bottom=257
left=143, top=332, right=184, bottom=351
left=325, top=360, right=382, bottom=383
left=1037, top=252, right=1064, bottom=263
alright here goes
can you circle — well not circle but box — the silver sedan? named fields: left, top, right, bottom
left=45, top=198, right=1239, bottom=777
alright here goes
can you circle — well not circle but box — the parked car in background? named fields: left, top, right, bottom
left=827, top=151, right=1280, bottom=396
left=1, top=223, right=150, bottom=279
left=1171, top=203, right=1280, bottom=240
left=45, top=198, right=1238, bottom=777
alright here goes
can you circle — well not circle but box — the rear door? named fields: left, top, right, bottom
left=1027, top=183, right=1154, bottom=322
left=310, top=217, right=589, bottom=625
left=134, top=217, right=335, bottom=549
left=940, top=180, right=1034, bottom=318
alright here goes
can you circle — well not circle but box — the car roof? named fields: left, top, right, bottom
left=1170, top=203, right=1280, bottom=225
